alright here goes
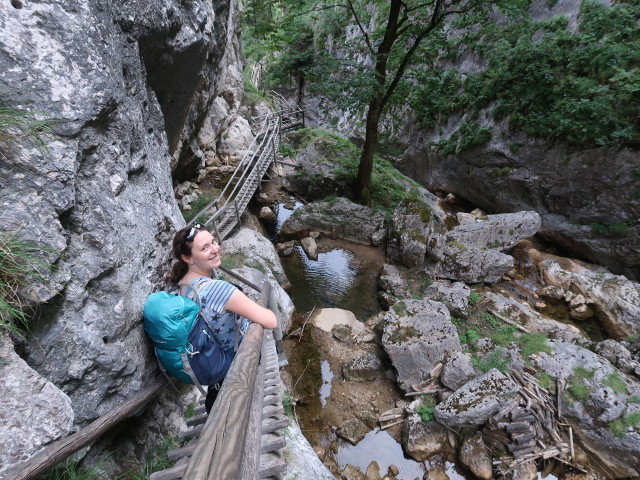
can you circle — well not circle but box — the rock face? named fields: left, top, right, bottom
left=0, top=332, right=74, bottom=476
left=0, top=0, right=246, bottom=468
left=398, top=142, right=640, bottom=282
left=381, top=299, right=461, bottom=391
left=279, top=197, right=386, bottom=246
left=402, top=410, right=451, bottom=462
left=534, top=341, right=640, bottom=477
left=539, top=260, right=640, bottom=340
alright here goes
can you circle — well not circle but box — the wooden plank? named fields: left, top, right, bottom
left=168, top=443, right=197, bottom=462
left=4, top=376, right=168, bottom=480
left=178, top=424, right=203, bottom=441
left=263, top=393, right=281, bottom=407
left=261, top=435, right=286, bottom=454
left=263, top=404, right=285, bottom=419
left=150, top=462, right=188, bottom=480
left=186, top=414, right=207, bottom=427
left=259, top=456, right=287, bottom=478
left=262, top=417, right=289, bottom=435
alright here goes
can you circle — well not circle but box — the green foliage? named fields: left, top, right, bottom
left=536, top=372, right=556, bottom=393
left=459, top=327, right=481, bottom=346
left=472, top=347, right=509, bottom=373
left=478, top=311, right=501, bottom=328
left=392, top=301, right=407, bottom=314
left=0, top=97, right=54, bottom=159
left=610, top=412, right=640, bottom=438
left=519, top=332, right=552, bottom=357
left=468, top=291, right=480, bottom=306
left=41, top=458, right=105, bottom=480
left=566, top=366, right=596, bottom=402
left=590, top=220, right=635, bottom=238
left=279, top=141, right=296, bottom=158
left=603, top=373, right=628, bottom=394
left=432, top=121, right=493, bottom=155
left=182, top=194, right=218, bottom=224
left=628, top=395, right=640, bottom=404
left=408, top=0, right=640, bottom=148
left=414, top=396, right=436, bottom=423
left=221, top=252, right=248, bottom=270
left=0, top=231, right=56, bottom=335
left=184, top=402, right=196, bottom=419
left=491, top=325, right=519, bottom=346
left=282, top=390, right=295, bottom=418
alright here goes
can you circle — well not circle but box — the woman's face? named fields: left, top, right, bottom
left=184, top=230, right=221, bottom=272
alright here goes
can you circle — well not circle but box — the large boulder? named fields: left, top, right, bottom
left=387, top=197, right=446, bottom=268
left=436, top=243, right=514, bottom=283
left=440, top=352, right=479, bottom=391
left=446, top=211, right=541, bottom=252
left=424, top=280, right=470, bottom=317
left=539, top=259, right=640, bottom=340
left=381, top=299, right=461, bottom=392
left=534, top=341, right=640, bottom=478
left=434, top=369, right=519, bottom=428
left=0, top=332, right=74, bottom=477
left=459, top=432, right=493, bottom=480
left=279, top=197, right=386, bottom=246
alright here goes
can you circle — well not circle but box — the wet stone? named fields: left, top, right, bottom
left=333, top=324, right=353, bottom=342
left=337, top=417, right=370, bottom=445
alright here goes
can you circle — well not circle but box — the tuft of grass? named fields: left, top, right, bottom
left=0, top=99, right=54, bottom=159
left=629, top=395, right=640, bottom=404
left=603, top=373, right=628, bottom=394
left=0, top=231, right=56, bottom=335
left=392, top=301, right=407, bottom=314
left=182, top=194, right=218, bottom=224
left=519, top=332, right=552, bottom=357
left=610, top=412, right=640, bottom=438
left=566, top=366, right=596, bottom=402
left=536, top=372, right=556, bottom=393
left=414, top=396, right=436, bottom=423
left=472, top=347, right=509, bottom=373
left=220, top=252, right=248, bottom=270
left=468, top=291, right=480, bottom=306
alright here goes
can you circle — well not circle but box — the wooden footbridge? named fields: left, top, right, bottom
left=4, top=104, right=304, bottom=480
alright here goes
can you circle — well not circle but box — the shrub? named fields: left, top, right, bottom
left=414, top=396, right=436, bottom=423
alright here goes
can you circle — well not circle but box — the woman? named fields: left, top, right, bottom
left=167, top=223, right=277, bottom=412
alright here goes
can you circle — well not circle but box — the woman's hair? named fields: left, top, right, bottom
left=166, top=224, right=206, bottom=284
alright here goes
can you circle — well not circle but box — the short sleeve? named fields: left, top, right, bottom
left=197, top=279, right=236, bottom=313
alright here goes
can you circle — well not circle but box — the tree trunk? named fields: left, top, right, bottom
left=355, top=97, right=383, bottom=205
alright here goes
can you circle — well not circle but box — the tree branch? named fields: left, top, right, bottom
left=346, top=0, right=375, bottom=56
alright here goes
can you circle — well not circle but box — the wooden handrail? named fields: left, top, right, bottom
left=3, top=376, right=168, bottom=480
left=183, top=282, right=271, bottom=479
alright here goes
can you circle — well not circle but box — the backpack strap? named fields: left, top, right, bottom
left=180, top=352, right=207, bottom=396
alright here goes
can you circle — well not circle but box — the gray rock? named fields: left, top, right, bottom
left=0, top=332, right=74, bottom=477
left=300, top=236, right=318, bottom=260
left=276, top=240, right=296, bottom=257
left=540, top=260, right=640, bottom=340
left=338, top=417, right=370, bottom=445
left=424, top=280, right=470, bottom=316
left=446, top=211, right=541, bottom=252
left=591, top=387, right=626, bottom=422
left=382, top=299, right=461, bottom=392
left=441, top=352, right=479, bottom=391
left=259, top=206, right=276, bottom=222
left=459, top=432, right=493, bottom=480
left=283, top=420, right=335, bottom=480
left=279, top=197, right=386, bottom=246
left=402, top=410, right=451, bottom=462
left=595, top=340, right=632, bottom=366
left=436, top=244, right=514, bottom=283
left=333, top=324, right=353, bottom=342
left=434, top=369, right=519, bottom=428
left=343, top=353, right=383, bottom=382
left=379, top=264, right=409, bottom=299
left=387, top=197, right=446, bottom=268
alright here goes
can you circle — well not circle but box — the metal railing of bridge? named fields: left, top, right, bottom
left=186, top=106, right=304, bottom=242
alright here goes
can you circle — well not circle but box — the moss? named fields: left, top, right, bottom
left=388, top=325, right=421, bottom=344
left=446, top=241, right=468, bottom=253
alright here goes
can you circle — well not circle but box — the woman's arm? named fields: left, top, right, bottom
left=223, top=289, right=277, bottom=329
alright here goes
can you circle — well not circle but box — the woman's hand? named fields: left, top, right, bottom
left=224, top=289, right=277, bottom=329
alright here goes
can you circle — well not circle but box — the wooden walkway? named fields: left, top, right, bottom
left=186, top=106, right=304, bottom=241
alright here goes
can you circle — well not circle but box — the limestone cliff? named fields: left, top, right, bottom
left=0, top=0, right=244, bottom=472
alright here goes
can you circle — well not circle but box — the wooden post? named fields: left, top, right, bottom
left=4, top=376, right=168, bottom=480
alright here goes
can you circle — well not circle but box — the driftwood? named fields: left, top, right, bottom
left=487, top=309, right=531, bottom=333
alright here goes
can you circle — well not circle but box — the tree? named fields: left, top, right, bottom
left=342, top=0, right=490, bottom=205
